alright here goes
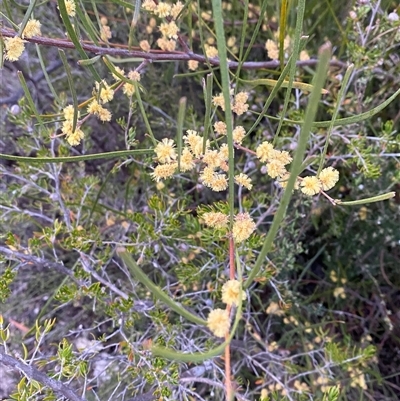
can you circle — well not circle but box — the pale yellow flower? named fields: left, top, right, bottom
left=4, top=37, right=25, bottom=62
left=95, top=80, right=114, bottom=104
left=210, top=174, right=228, bottom=192
left=234, top=173, right=253, bottom=190
left=156, top=182, right=165, bottom=190
left=227, top=36, right=236, bottom=48
left=218, top=144, right=230, bottom=161
left=87, top=100, right=111, bottom=121
left=232, top=126, right=246, bottom=144
left=318, top=167, right=339, bottom=191
left=66, top=127, right=84, bottom=146
left=87, top=99, right=103, bottom=115
left=156, top=37, right=176, bottom=51
left=271, top=150, right=292, bottom=165
left=21, top=19, right=41, bottom=39
left=266, top=301, right=284, bottom=316
left=300, top=176, right=321, bottom=196
left=63, top=105, right=79, bottom=121
left=150, top=163, right=177, bottom=181
left=256, top=141, right=275, bottom=162
left=205, top=45, right=218, bottom=58
left=232, top=212, right=256, bottom=243
left=203, top=150, right=221, bottom=169
left=184, top=130, right=208, bottom=157
left=294, top=380, right=310, bottom=393
left=123, top=83, right=135, bottom=96
left=97, top=107, right=112, bottom=122
left=154, top=2, right=171, bottom=18
left=232, top=101, right=249, bottom=116
left=171, top=1, right=184, bottom=19
left=234, top=92, right=248, bottom=104
left=212, top=93, right=225, bottom=110
left=154, top=138, right=177, bottom=164
left=333, top=287, right=346, bottom=299
left=349, top=368, right=367, bottom=390
left=179, top=148, right=195, bottom=171
left=202, top=212, right=229, bottom=229
left=207, top=309, right=230, bottom=337
left=100, top=25, right=112, bottom=41
left=188, top=60, right=199, bottom=71
left=214, top=121, right=227, bottom=135
left=128, top=70, right=141, bottom=81
left=63, top=0, right=76, bottom=17
left=300, top=50, right=310, bottom=61
left=139, top=40, right=151, bottom=52
left=265, top=39, right=279, bottom=60
left=266, top=159, right=286, bottom=179
left=221, top=279, right=245, bottom=306
left=277, top=172, right=300, bottom=190
left=159, top=21, right=179, bottom=39
left=268, top=341, right=279, bottom=352
left=112, top=66, right=125, bottom=81
left=142, top=0, right=157, bottom=12
left=61, top=120, right=74, bottom=135
left=200, top=166, right=215, bottom=187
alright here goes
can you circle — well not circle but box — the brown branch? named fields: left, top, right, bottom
left=0, top=351, right=87, bottom=401
left=0, top=28, right=348, bottom=70
left=0, top=246, right=83, bottom=286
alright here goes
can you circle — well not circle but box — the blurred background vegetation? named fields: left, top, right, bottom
left=0, top=0, right=399, bottom=400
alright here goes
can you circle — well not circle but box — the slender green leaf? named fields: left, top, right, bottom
left=211, top=0, right=235, bottom=224
left=57, top=0, right=101, bottom=82
left=118, top=250, right=207, bottom=326
left=335, top=192, right=395, bottom=206
left=245, top=40, right=332, bottom=289
left=59, top=49, right=78, bottom=132
left=317, top=64, right=354, bottom=174
left=17, top=0, right=38, bottom=37
left=177, top=97, right=186, bottom=171
left=0, top=149, right=152, bottom=163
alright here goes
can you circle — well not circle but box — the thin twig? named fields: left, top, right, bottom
left=0, top=351, right=88, bottom=401
left=0, top=28, right=348, bottom=71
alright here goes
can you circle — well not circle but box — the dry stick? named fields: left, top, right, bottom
left=0, top=351, right=88, bottom=401
left=0, top=246, right=83, bottom=286
left=0, top=28, right=347, bottom=71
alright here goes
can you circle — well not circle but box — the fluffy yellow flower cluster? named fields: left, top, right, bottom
left=151, top=125, right=254, bottom=192
left=206, top=309, right=229, bottom=337
left=205, top=45, right=219, bottom=58
left=214, top=122, right=246, bottom=145
left=61, top=105, right=84, bottom=146
left=142, top=1, right=183, bottom=50
left=265, top=33, right=309, bottom=61
left=202, top=211, right=256, bottom=243
left=151, top=138, right=178, bottom=181
left=21, top=19, right=41, bottom=39
left=256, top=140, right=293, bottom=179
left=58, top=0, right=76, bottom=17
left=212, top=91, right=249, bottom=116
left=202, top=212, right=229, bottom=229
left=3, top=37, right=25, bottom=62
left=300, top=167, right=339, bottom=196
left=100, top=17, right=112, bottom=42
left=206, top=279, right=246, bottom=337
left=2, top=18, right=41, bottom=61
left=256, top=140, right=339, bottom=195
left=86, top=80, right=113, bottom=122
left=112, top=68, right=141, bottom=97
left=221, top=279, right=246, bottom=306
